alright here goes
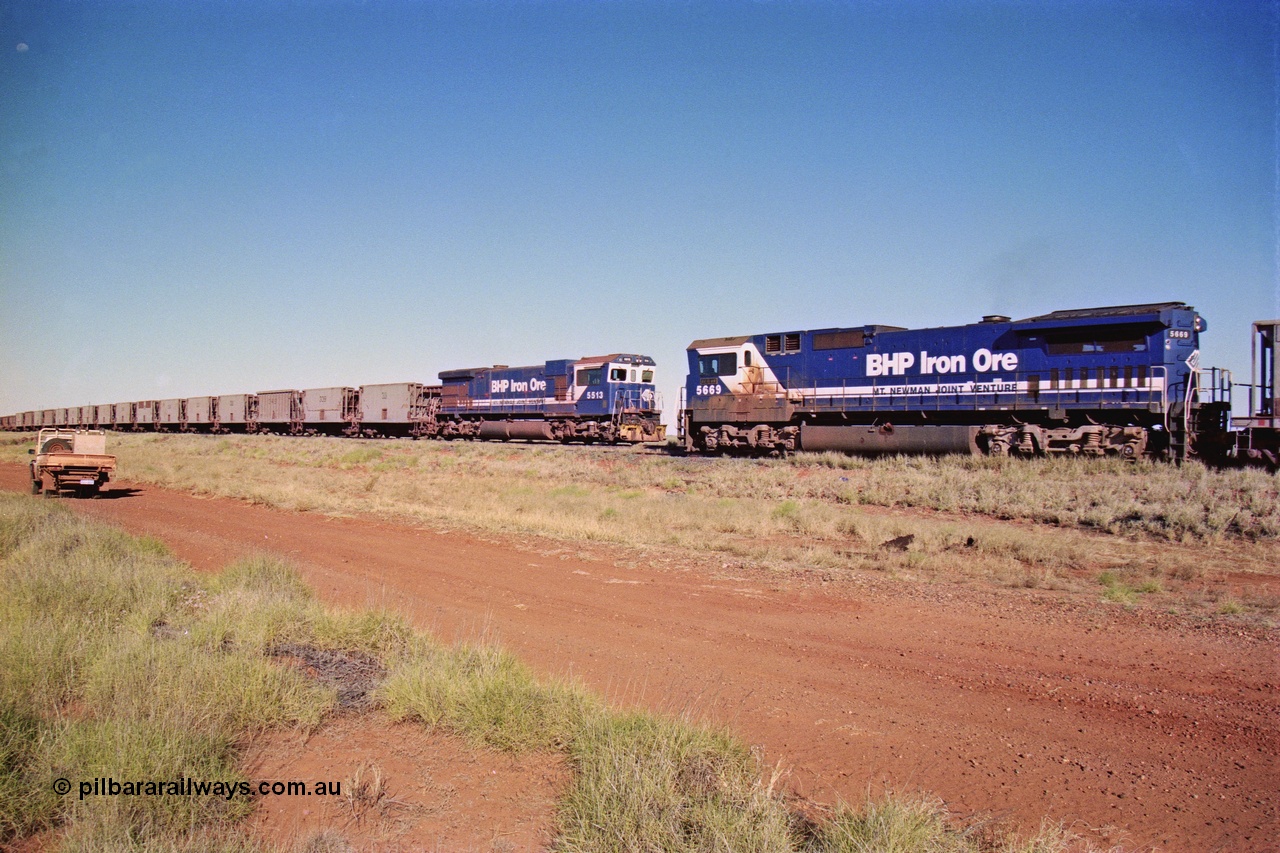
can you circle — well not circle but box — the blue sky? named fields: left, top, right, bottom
left=1, top=0, right=1275, bottom=421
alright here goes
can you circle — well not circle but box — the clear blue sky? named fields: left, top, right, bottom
left=2, top=0, right=1275, bottom=422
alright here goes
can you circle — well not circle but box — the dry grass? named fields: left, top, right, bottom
left=0, top=493, right=1095, bottom=853
left=3, top=432, right=1275, bottom=620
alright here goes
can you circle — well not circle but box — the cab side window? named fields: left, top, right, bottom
left=697, top=353, right=738, bottom=377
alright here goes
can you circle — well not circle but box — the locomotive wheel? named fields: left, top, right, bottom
left=986, top=440, right=1008, bottom=457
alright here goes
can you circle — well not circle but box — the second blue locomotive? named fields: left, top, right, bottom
left=435, top=353, right=664, bottom=443
left=679, top=302, right=1206, bottom=458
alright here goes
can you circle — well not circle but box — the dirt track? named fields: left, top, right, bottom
left=4, top=463, right=1275, bottom=852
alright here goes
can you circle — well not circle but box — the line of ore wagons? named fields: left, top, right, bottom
left=2, top=383, right=437, bottom=437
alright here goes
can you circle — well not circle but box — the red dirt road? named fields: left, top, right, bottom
left=4, top=464, right=1275, bottom=852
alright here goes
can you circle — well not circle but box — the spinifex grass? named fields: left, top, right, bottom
left=0, top=496, right=331, bottom=847
left=0, top=493, right=1084, bottom=852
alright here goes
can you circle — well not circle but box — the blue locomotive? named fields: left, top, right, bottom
left=679, top=302, right=1208, bottom=458
left=434, top=353, right=664, bottom=443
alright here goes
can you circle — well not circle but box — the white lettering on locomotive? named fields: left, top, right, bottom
left=920, top=352, right=966, bottom=374
left=867, top=349, right=1016, bottom=376
left=866, top=351, right=916, bottom=376
left=971, top=348, right=1018, bottom=373
left=490, top=377, right=548, bottom=395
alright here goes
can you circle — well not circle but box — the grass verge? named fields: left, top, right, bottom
left=3, top=432, right=1273, bottom=619
left=0, top=494, right=1089, bottom=852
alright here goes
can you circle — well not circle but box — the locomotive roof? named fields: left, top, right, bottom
left=689, top=303, right=1192, bottom=349
left=1016, top=302, right=1188, bottom=322
left=687, top=335, right=751, bottom=349
left=688, top=326, right=907, bottom=349
left=440, top=353, right=655, bottom=380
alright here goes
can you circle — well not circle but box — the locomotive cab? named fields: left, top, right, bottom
left=573, top=355, right=660, bottom=416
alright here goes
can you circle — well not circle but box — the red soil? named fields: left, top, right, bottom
left=3, top=464, right=1275, bottom=852
left=242, top=715, right=567, bottom=852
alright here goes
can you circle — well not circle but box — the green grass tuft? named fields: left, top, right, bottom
left=558, top=712, right=795, bottom=852
left=380, top=639, right=598, bottom=752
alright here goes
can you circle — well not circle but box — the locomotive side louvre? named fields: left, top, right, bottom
left=682, top=302, right=1204, bottom=458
